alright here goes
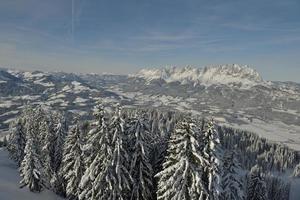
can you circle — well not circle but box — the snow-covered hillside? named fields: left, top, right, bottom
left=134, top=64, right=264, bottom=87
left=0, top=148, right=63, bottom=200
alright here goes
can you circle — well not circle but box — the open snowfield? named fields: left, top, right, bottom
left=290, top=178, right=300, bottom=200
left=218, top=118, right=300, bottom=151
left=0, top=148, right=63, bottom=200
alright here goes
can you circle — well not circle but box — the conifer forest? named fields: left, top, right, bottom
left=4, top=103, right=299, bottom=200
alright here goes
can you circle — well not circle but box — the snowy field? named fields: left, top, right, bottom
left=218, top=118, right=300, bottom=151
left=0, top=148, right=63, bottom=200
left=290, top=178, right=300, bottom=200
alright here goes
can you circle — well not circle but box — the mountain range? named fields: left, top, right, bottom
left=0, top=64, right=299, bottom=150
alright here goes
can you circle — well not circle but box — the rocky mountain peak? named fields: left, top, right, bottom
left=135, top=64, right=264, bottom=87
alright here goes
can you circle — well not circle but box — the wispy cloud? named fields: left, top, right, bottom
left=77, top=32, right=231, bottom=54
left=221, top=21, right=300, bottom=32
left=133, top=31, right=199, bottom=42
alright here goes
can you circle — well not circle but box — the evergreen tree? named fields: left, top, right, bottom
left=90, top=105, right=133, bottom=200
left=83, top=104, right=105, bottom=167
left=246, top=165, right=267, bottom=200
left=221, top=151, right=244, bottom=200
left=19, top=118, right=44, bottom=192
left=53, top=114, right=68, bottom=172
left=40, top=120, right=54, bottom=188
left=292, top=163, right=300, bottom=178
left=7, top=118, right=26, bottom=166
left=156, top=119, right=208, bottom=200
left=0, top=135, right=8, bottom=147
left=80, top=121, right=90, bottom=154
left=128, top=113, right=153, bottom=200
left=79, top=104, right=111, bottom=200
left=51, top=115, right=68, bottom=195
left=60, top=122, right=84, bottom=199
left=202, top=120, right=222, bottom=200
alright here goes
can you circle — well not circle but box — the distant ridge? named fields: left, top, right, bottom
left=134, top=64, right=264, bottom=87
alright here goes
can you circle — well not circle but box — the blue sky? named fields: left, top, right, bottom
left=0, top=0, right=299, bottom=82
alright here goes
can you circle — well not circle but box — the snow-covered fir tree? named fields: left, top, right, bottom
left=60, top=122, right=84, bottom=199
left=202, top=120, right=222, bottom=200
left=79, top=104, right=112, bottom=200
left=90, top=105, right=133, bottom=200
left=7, top=117, right=26, bottom=166
left=0, top=135, right=8, bottom=147
left=51, top=114, right=68, bottom=195
left=40, top=120, right=55, bottom=188
left=156, top=118, right=209, bottom=200
left=83, top=104, right=106, bottom=167
left=246, top=165, right=267, bottom=200
left=150, top=110, right=159, bottom=135
left=128, top=113, right=154, bottom=200
left=19, top=117, right=44, bottom=192
left=158, top=115, right=167, bottom=137
left=53, top=115, right=68, bottom=173
left=80, top=120, right=90, bottom=158
left=221, top=150, right=244, bottom=200
left=293, top=163, right=300, bottom=178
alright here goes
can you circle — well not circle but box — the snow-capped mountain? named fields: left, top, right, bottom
left=134, top=64, right=264, bottom=87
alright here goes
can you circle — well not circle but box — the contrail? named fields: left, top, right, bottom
left=72, top=0, right=75, bottom=41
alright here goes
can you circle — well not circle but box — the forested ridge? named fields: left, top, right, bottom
left=5, top=103, right=299, bottom=200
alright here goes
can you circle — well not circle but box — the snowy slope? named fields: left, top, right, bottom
left=290, top=178, right=300, bottom=200
left=0, top=148, right=64, bottom=200
left=0, top=68, right=123, bottom=131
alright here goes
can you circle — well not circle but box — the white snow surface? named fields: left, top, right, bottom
left=290, top=178, right=300, bottom=200
left=23, top=72, right=46, bottom=80
left=74, top=97, right=88, bottom=103
left=134, top=64, right=264, bottom=87
left=71, top=81, right=96, bottom=93
left=0, top=100, right=14, bottom=108
left=33, top=78, right=55, bottom=87
left=218, top=118, right=300, bottom=151
left=0, top=148, right=64, bottom=200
